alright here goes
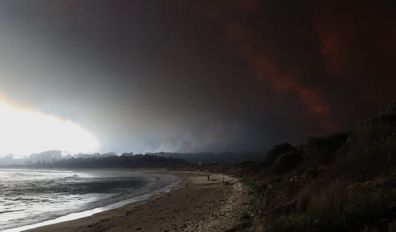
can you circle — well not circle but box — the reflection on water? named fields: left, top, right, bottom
left=0, top=169, right=172, bottom=231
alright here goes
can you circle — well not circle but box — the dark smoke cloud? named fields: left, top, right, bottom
left=225, top=22, right=335, bottom=131
left=0, top=0, right=394, bottom=154
left=205, top=0, right=335, bottom=130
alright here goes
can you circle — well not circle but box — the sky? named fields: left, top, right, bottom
left=0, top=0, right=395, bottom=156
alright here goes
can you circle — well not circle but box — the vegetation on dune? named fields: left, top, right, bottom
left=251, top=102, right=396, bottom=232
left=201, top=102, right=396, bottom=231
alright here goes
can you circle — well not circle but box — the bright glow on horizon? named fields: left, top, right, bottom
left=0, top=99, right=99, bottom=157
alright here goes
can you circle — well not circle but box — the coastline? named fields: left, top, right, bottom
left=25, top=171, right=251, bottom=232
left=2, top=170, right=181, bottom=232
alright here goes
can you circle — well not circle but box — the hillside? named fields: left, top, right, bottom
left=206, top=102, right=396, bottom=231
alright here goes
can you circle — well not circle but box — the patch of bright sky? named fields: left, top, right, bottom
left=0, top=97, right=98, bottom=157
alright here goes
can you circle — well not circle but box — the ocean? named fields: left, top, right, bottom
left=0, top=169, right=179, bottom=231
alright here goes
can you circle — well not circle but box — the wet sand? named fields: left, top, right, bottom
left=27, top=171, right=251, bottom=232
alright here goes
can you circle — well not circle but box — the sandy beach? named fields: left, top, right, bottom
left=27, top=171, right=251, bottom=232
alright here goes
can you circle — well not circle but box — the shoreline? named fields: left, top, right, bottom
left=2, top=170, right=181, bottom=232
left=25, top=171, right=251, bottom=232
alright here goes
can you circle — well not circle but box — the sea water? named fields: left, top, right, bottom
left=0, top=169, right=178, bottom=231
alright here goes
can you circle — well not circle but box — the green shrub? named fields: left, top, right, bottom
left=242, top=177, right=257, bottom=189
left=341, top=184, right=392, bottom=230
left=302, top=133, right=349, bottom=166
left=297, top=178, right=395, bottom=231
left=265, top=143, right=297, bottom=165
left=272, top=150, right=302, bottom=173
left=239, top=211, right=251, bottom=221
